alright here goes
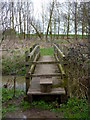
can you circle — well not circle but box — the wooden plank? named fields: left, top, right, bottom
left=30, top=61, right=60, bottom=64
left=40, top=79, right=53, bottom=85
left=29, top=73, right=61, bottom=77
left=27, top=88, right=65, bottom=95
left=40, top=79, right=53, bottom=92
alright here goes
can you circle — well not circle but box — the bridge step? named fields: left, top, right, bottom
left=27, top=88, right=65, bottom=95
left=29, top=73, right=61, bottom=77
left=40, top=79, right=53, bottom=92
left=40, top=79, right=53, bottom=85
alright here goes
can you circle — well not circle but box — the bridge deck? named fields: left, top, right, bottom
left=27, top=56, right=65, bottom=96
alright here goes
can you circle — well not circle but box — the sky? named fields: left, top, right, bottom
left=32, top=0, right=65, bottom=14
left=31, top=0, right=89, bottom=19
left=32, top=0, right=66, bottom=19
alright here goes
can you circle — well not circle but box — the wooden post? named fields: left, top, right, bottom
left=13, top=73, right=16, bottom=97
left=25, top=51, right=29, bottom=62
left=30, top=47, right=32, bottom=53
left=25, top=50, right=30, bottom=95
left=25, top=74, right=30, bottom=95
left=56, top=44, right=59, bottom=59
left=32, top=44, right=37, bottom=49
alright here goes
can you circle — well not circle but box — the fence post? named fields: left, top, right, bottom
left=25, top=68, right=30, bottom=95
left=25, top=51, right=29, bottom=62
left=25, top=50, right=30, bottom=94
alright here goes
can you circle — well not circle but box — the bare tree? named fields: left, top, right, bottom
left=41, top=3, right=45, bottom=34
left=75, top=1, right=77, bottom=40
left=78, top=2, right=88, bottom=39
left=67, top=2, right=71, bottom=39
left=45, top=0, right=55, bottom=42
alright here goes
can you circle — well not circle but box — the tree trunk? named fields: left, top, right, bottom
left=19, top=9, right=22, bottom=34
left=54, top=18, right=56, bottom=38
left=11, top=2, right=14, bottom=29
left=58, top=17, right=60, bottom=38
left=46, top=0, right=55, bottom=42
left=27, top=1, right=29, bottom=39
left=50, top=21, right=52, bottom=46
left=67, top=5, right=70, bottom=39
left=75, top=1, right=77, bottom=40
left=24, top=14, right=26, bottom=39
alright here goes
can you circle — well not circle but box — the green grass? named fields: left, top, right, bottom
left=2, top=88, right=24, bottom=103
left=40, top=47, right=54, bottom=56
left=2, top=88, right=25, bottom=117
left=60, top=97, right=89, bottom=119
left=20, top=100, right=30, bottom=110
left=32, top=100, right=54, bottom=110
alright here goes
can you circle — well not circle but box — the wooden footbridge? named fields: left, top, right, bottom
left=25, top=43, right=68, bottom=103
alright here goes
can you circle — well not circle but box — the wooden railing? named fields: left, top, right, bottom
left=25, top=44, right=40, bottom=94
left=53, top=43, right=68, bottom=96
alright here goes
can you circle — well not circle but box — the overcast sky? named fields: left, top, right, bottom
left=31, top=0, right=89, bottom=19
left=32, top=0, right=66, bottom=19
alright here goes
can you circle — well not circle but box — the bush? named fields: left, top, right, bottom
left=60, top=97, right=89, bottom=119
left=2, top=54, right=25, bottom=75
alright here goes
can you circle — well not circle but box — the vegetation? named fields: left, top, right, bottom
left=23, top=98, right=89, bottom=119
left=1, top=0, right=89, bottom=119
left=2, top=88, right=25, bottom=117
left=40, top=47, right=54, bottom=56
left=2, top=47, right=54, bottom=75
left=20, top=100, right=31, bottom=111
left=2, top=88, right=24, bottom=103
left=32, top=100, right=54, bottom=110
left=60, top=97, right=89, bottom=119
left=2, top=88, right=89, bottom=119
left=2, top=53, right=25, bottom=75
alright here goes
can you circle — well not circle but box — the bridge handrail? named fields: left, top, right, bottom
left=28, top=45, right=40, bottom=59
left=53, top=43, right=65, bottom=58
left=25, top=44, right=40, bottom=94
left=53, top=43, right=66, bottom=74
left=53, top=43, right=68, bottom=96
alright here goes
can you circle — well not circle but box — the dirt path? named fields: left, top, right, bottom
left=5, top=108, right=64, bottom=119
left=4, top=95, right=64, bottom=119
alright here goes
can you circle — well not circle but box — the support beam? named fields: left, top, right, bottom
left=30, top=61, right=60, bottom=64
